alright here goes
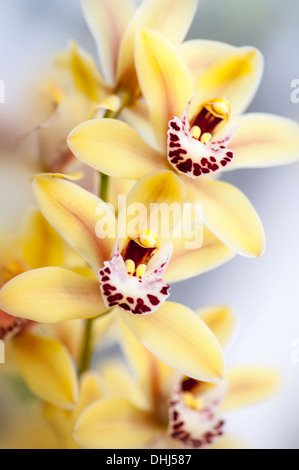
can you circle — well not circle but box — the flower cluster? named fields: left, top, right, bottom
left=0, top=0, right=298, bottom=449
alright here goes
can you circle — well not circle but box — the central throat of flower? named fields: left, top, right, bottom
left=99, top=229, right=172, bottom=315
left=189, top=98, right=230, bottom=144
left=168, top=376, right=227, bottom=449
left=121, top=229, right=160, bottom=279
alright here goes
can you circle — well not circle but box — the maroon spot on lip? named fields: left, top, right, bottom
left=169, top=133, right=180, bottom=142
left=119, top=303, right=131, bottom=311
left=210, top=156, right=216, bottom=162
left=147, top=295, right=160, bottom=306
left=101, top=276, right=110, bottom=282
left=107, top=293, right=123, bottom=303
left=226, top=151, right=233, bottom=158
left=160, top=286, right=169, bottom=295
left=170, top=122, right=180, bottom=131
left=181, top=377, right=198, bottom=391
left=126, top=297, right=134, bottom=304
left=177, top=158, right=192, bottom=173
left=221, top=160, right=227, bottom=166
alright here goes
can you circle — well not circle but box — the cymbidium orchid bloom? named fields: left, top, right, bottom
left=0, top=208, right=85, bottom=409
left=68, top=30, right=299, bottom=260
left=0, top=171, right=226, bottom=382
left=73, top=306, right=279, bottom=449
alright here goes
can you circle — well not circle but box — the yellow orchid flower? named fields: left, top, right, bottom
left=0, top=172, right=225, bottom=382
left=68, top=30, right=299, bottom=259
left=0, top=208, right=92, bottom=408
left=73, top=306, right=279, bottom=449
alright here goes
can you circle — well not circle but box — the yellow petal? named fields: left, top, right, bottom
left=0, top=267, right=106, bottom=323
left=118, top=315, right=174, bottom=403
left=121, top=100, right=157, bottom=150
left=51, top=319, right=84, bottom=362
left=74, top=398, right=158, bottom=449
left=116, top=0, right=199, bottom=92
left=32, top=174, right=115, bottom=272
left=135, top=29, right=193, bottom=151
left=21, top=208, right=64, bottom=269
left=221, top=366, right=280, bottom=412
left=70, top=42, right=105, bottom=101
left=123, top=170, right=187, bottom=238
left=166, top=226, right=235, bottom=283
left=68, top=118, right=165, bottom=179
left=73, top=372, right=103, bottom=422
left=13, top=333, right=78, bottom=409
left=100, top=362, right=149, bottom=410
left=120, top=301, right=225, bottom=382
left=187, top=177, right=265, bottom=257
left=196, top=305, right=236, bottom=349
left=81, top=0, right=136, bottom=84
left=229, top=113, right=299, bottom=169
left=190, top=47, right=264, bottom=118
left=180, top=39, right=236, bottom=83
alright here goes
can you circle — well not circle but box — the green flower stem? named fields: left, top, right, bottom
left=79, top=92, right=131, bottom=375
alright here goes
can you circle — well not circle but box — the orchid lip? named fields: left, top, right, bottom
left=167, top=99, right=238, bottom=179
left=168, top=376, right=228, bottom=449
left=99, top=233, right=172, bottom=315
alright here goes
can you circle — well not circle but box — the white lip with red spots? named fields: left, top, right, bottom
left=0, top=311, right=31, bottom=341
left=168, top=377, right=228, bottom=449
left=99, top=241, right=172, bottom=315
left=167, top=103, right=237, bottom=179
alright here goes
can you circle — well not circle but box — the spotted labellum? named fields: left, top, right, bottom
left=169, top=376, right=227, bottom=448
left=167, top=98, right=237, bottom=179
left=99, top=230, right=172, bottom=315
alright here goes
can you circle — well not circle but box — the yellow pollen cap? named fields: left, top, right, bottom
left=137, top=229, right=160, bottom=249
left=183, top=392, right=203, bottom=411
left=212, top=99, right=230, bottom=116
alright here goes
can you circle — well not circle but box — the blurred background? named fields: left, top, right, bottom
left=0, top=0, right=298, bottom=448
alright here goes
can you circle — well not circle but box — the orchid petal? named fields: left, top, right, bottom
left=190, top=47, right=264, bottom=118
left=21, top=209, right=64, bottom=269
left=180, top=40, right=237, bottom=83
left=81, top=0, right=136, bottom=84
left=135, top=29, right=193, bottom=151
left=116, top=0, right=199, bottom=92
left=229, top=113, right=299, bottom=169
left=166, top=226, right=235, bottom=283
left=0, top=267, right=106, bottom=323
left=13, top=333, right=78, bottom=409
left=68, top=118, right=165, bottom=179
left=221, top=366, right=280, bottom=412
left=74, top=398, right=158, bottom=449
left=32, top=174, right=115, bottom=272
left=187, top=178, right=265, bottom=257
left=196, top=305, right=236, bottom=349
left=119, top=301, right=225, bottom=382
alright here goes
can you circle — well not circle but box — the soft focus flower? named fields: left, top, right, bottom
left=0, top=172, right=226, bottom=382
left=68, top=31, right=299, bottom=259
left=73, top=306, right=279, bottom=449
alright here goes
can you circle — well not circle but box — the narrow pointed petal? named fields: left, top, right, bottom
left=166, top=226, right=235, bottom=283
left=0, top=267, right=106, bottom=323
left=74, top=398, right=158, bottom=449
left=13, top=333, right=78, bottom=409
left=81, top=0, right=136, bottom=84
left=32, top=174, right=115, bottom=272
left=73, top=372, right=103, bottom=422
left=187, top=178, right=265, bottom=257
left=135, top=29, right=193, bottom=151
left=180, top=40, right=236, bottom=83
left=21, top=209, right=64, bottom=269
left=196, top=305, right=236, bottom=349
left=221, top=366, right=280, bottom=412
left=191, top=47, right=264, bottom=118
left=119, top=301, right=226, bottom=382
left=100, top=362, right=149, bottom=410
left=229, top=113, right=299, bottom=169
left=68, top=118, right=165, bottom=179
left=116, top=0, right=199, bottom=92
